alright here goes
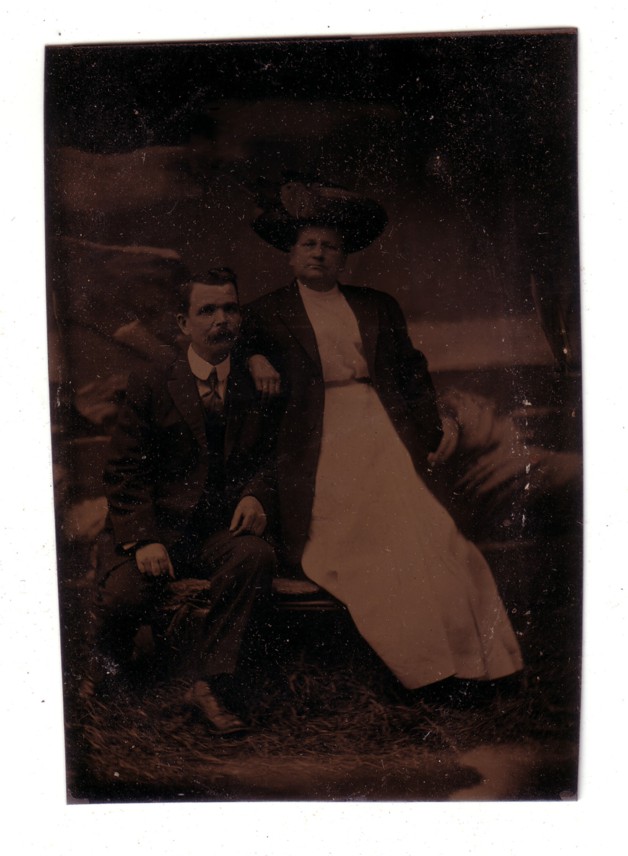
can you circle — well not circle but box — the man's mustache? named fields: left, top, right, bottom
left=208, top=329, right=238, bottom=342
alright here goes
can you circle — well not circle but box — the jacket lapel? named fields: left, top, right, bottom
left=276, top=281, right=380, bottom=378
left=167, top=353, right=258, bottom=462
left=275, top=281, right=323, bottom=373
left=167, top=357, right=208, bottom=452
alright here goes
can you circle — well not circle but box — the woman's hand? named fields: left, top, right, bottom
left=229, top=496, right=268, bottom=536
left=427, top=416, right=460, bottom=466
left=247, top=354, right=281, bottom=399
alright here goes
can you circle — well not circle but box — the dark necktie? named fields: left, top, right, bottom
left=201, top=369, right=224, bottom=415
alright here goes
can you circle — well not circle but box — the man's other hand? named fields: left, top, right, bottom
left=135, top=542, right=175, bottom=577
left=229, top=496, right=267, bottom=536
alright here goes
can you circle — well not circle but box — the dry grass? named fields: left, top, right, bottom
left=63, top=598, right=580, bottom=803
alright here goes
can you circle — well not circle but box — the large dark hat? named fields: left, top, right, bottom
left=251, top=179, right=388, bottom=253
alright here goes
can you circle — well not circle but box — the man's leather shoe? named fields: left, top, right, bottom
left=184, top=680, right=249, bottom=736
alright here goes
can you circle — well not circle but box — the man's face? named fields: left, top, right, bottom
left=288, top=226, right=346, bottom=289
left=176, top=282, right=241, bottom=363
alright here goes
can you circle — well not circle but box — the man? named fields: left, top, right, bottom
left=87, top=267, right=279, bottom=735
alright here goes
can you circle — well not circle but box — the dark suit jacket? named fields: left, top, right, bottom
left=243, top=281, right=443, bottom=565
left=102, top=351, right=279, bottom=564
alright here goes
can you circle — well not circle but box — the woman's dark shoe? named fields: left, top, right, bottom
left=402, top=672, right=526, bottom=710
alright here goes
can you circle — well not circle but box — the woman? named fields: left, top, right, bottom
left=245, top=180, right=523, bottom=691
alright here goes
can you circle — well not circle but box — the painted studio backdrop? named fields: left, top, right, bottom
left=45, top=33, right=582, bottom=802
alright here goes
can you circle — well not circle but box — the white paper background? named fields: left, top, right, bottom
left=1, top=2, right=626, bottom=853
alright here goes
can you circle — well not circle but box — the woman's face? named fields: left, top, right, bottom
left=288, top=226, right=346, bottom=290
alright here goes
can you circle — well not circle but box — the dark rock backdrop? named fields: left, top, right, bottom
left=45, top=33, right=582, bottom=586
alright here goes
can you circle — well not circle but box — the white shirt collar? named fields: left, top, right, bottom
left=186, top=345, right=231, bottom=382
left=297, top=279, right=340, bottom=295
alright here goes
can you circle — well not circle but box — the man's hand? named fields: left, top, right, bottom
left=427, top=415, right=460, bottom=467
left=247, top=354, right=281, bottom=399
left=229, top=496, right=267, bottom=536
left=135, top=542, right=175, bottom=577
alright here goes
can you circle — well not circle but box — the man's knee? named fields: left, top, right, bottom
left=230, top=535, right=277, bottom=574
left=97, top=559, right=156, bottom=613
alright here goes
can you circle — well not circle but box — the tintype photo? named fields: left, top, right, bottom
left=45, top=31, right=582, bottom=803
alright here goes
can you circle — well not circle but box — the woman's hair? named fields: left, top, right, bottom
left=176, top=267, right=239, bottom=313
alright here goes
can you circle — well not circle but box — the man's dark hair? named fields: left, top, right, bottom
left=176, top=267, right=239, bottom=314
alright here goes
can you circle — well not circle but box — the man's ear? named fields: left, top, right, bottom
left=175, top=312, right=188, bottom=336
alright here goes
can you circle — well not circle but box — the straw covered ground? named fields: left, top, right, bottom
left=62, top=575, right=580, bottom=803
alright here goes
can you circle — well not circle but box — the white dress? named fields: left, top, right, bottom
left=298, top=283, right=523, bottom=690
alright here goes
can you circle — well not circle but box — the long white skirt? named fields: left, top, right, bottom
left=301, top=382, right=523, bottom=690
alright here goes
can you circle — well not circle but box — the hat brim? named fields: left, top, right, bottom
left=251, top=198, right=387, bottom=254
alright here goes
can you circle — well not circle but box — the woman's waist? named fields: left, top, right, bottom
left=323, top=375, right=372, bottom=389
